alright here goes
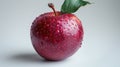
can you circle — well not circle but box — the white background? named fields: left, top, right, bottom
left=0, top=0, right=120, bottom=67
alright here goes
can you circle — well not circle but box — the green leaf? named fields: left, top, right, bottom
left=61, top=0, right=90, bottom=13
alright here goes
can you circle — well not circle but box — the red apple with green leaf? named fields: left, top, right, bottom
left=30, top=0, right=90, bottom=61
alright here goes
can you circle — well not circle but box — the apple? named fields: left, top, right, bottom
left=30, top=0, right=90, bottom=60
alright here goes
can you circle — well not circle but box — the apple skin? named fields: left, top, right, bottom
left=30, top=12, right=84, bottom=60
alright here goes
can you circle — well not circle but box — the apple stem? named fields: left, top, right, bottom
left=48, top=3, right=57, bottom=16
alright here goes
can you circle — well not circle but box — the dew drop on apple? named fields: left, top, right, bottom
left=36, top=31, right=39, bottom=35
left=57, top=30, right=60, bottom=33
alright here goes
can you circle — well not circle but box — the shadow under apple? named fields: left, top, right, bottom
left=8, top=52, right=68, bottom=64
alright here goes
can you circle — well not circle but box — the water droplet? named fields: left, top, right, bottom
left=71, top=23, right=74, bottom=25
left=57, top=30, right=60, bottom=33
left=73, top=27, right=76, bottom=29
left=36, top=31, right=39, bottom=34
left=67, top=28, right=70, bottom=31
left=44, top=22, right=47, bottom=25
left=36, top=17, right=39, bottom=19
left=44, top=36, right=48, bottom=40
left=46, top=24, right=49, bottom=27
left=57, top=24, right=59, bottom=27
left=80, top=42, right=82, bottom=45
left=75, top=24, right=77, bottom=26
left=63, top=22, right=66, bottom=24
left=32, top=22, right=34, bottom=25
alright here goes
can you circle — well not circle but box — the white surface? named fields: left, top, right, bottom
left=0, top=0, right=120, bottom=67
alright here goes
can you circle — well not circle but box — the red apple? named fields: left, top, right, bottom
left=30, top=0, right=90, bottom=60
